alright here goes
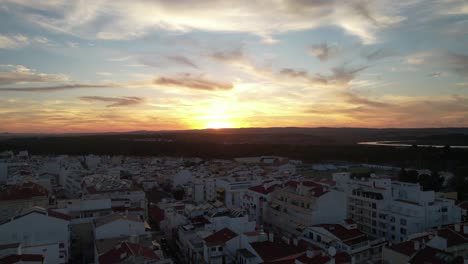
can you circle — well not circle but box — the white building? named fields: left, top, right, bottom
left=334, top=172, right=461, bottom=242
left=94, top=214, right=147, bottom=240
left=216, top=178, right=261, bottom=209
left=0, top=207, right=71, bottom=264
left=265, top=180, right=347, bottom=235
left=241, top=181, right=279, bottom=224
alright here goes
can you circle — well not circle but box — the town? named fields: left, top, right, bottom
left=0, top=150, right=467, bottom=264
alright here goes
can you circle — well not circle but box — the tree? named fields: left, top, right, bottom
left=173, top=188, right=185, bottom=200
left=399, top=169, right=418, bottom=183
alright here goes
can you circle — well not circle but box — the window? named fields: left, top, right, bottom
left=218, top=246, right=223, bottom=252
left=400, top=218, right=407, bottom=226
left=400, top=228, right=406, bottom=235
left=372, top=203, right=376, bottom=209
left=317, top=235, right=321, bottom=242
left=308, top=232, right=314, bottom=239
left=211, top=247, right=216, bottom=252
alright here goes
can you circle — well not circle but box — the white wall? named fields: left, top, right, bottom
left=95, top=219, right=146, bottom=239
left=0, top=212, right=70, bottom=263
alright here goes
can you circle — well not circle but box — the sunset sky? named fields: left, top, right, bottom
left=0, top=0, right=467, bottom=133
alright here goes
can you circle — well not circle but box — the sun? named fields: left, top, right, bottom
left=205, top=120, right=234, bottom=129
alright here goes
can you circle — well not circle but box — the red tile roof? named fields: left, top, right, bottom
left=458, top=201, right=468, bottom=210
left=248, top=184, right=278, bottom=195
left=0, top=254, right=44, bottom=264
left=0, top=182, right=48, bottom=201
left=47, top=209, right=72, bottom=221
left=295, top=252, right=352, bottom=264
left=98, top=242, right=159, bottom=264
left=436, top=228, right=468, bottom=247
left=387, top=235, right=433, bottom=256
left=409, top=246, right=463, bottom=264
left=190, top=215, right=211, bottom=226
left=148, top=206, right=165, bottom=224
left=204, top=228, right=238, bottom=244
left=315, top=224, right=365, bottom=242
left=250, top=241, right=306, bottom=263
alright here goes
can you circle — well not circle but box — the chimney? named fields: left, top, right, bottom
left=268, top=233, right=274, bottom=242
left=306, top=249, right=315, bottom=258
left=413, top=240, right=420, bottom=251
left=293, top=238, right=298, bottom=246
left=455, top=224, right=461, bottom=232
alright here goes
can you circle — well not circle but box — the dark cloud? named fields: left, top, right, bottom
left=329, top=66, right=368, bottom=85
left=0, top=65, right=67, bottom=85
left=308, top=43, right=338, bottom=62
left=341, top=91, right=390, bottom=108
left=154, top=75, right=233, bottom=91
left=443, top=52, right=468, bottom=77
left=364, top=48, right=396, bottom=61
left=0, top=84, right=111, bottom=92
left=167, top=55, right=198, bottom=68
left=211, top=48, right=244, bottom=62
left=279, top=68, right=309, bottom=78
left=429, top=72, right=442, bottom=78
left=79, top=96, right=146, bottom=107
left=280, top=65, right=367, bottom=86
left=351, top=1, right=379, bottom=26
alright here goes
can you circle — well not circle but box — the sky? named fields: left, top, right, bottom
left=0, top=0, right=467, bottom=133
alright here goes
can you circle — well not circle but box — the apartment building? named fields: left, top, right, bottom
left=265, top=180, right=347, bottom=235
left=334, top=172, right=461, bottom=242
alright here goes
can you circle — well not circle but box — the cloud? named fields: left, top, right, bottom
left=279, top=65, right=367, bottom=87
left=308, top=43, right=339, bottom=62
left=341, top=91, right=390, bottom=108
left=406, top=52, right=432, bottom=65
left=364, top=48, right=396, bottom=61
left=79, top=96, right=146, bottom=107
left=0, top=84, right=111, bottom=92
left=0, top=65, right=68, bottom=85
left=153, top=74, right=233, bottom=91
left=0, top=34, right=29, bottom=49
left=442, top=52, right=468, bottom=77
left=4, top=0, right=406, bottom=44
left=429, top=72, right=442, bottom=78
left=167, top=56, right=198, bottom=68
left=211, top=48, right=245, bottom=62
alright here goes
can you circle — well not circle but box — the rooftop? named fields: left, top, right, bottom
left=0, top=182, right=48, bottom=201
left=203, top=228, right=238, bottom=245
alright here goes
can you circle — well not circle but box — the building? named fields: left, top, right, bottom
left=94, top=213, right=147, bottom=240
left=265, top=180, right=347, bottom=235
left=334, top=172, right=461, bottom=242
left=215, top=178, right=261, bottom=209
left=0, top=207, right=71, bottom=263
left=300, top=220, right=386, bottom=263
left=242, top=181, right=279, bottom=224
left=0, top=182, right=49, bottom=221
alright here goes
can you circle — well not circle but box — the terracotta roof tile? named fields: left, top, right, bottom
left=203, top=228, right=238, bottom=244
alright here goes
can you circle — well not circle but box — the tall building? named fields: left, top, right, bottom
left=265, top=180, right=347, bottom=235
left=334, top=172, right=461, bottom=242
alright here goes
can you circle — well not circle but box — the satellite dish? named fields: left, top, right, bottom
left=328, top=246, right=336, bottom=257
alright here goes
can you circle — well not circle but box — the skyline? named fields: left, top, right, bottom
left=0, top=0, right=468, bottom=133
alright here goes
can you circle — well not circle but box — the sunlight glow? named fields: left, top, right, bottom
left=205, top=120, right=235, bottom=129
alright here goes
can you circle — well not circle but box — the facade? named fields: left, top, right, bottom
left=300, top=221, right=386, bottom=264
left=334, top=172, right=461, bottom=242
left=0, top=207, right=71, bottom=264
left=0, top=182, right=49, bottom=221
left=215, top=178, right=261, bottom=209
left=241, top=182, right=278, bottom=224
left=94, top=214, right=147, bottom=240
left=265, top=180, right=347, bottom=235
